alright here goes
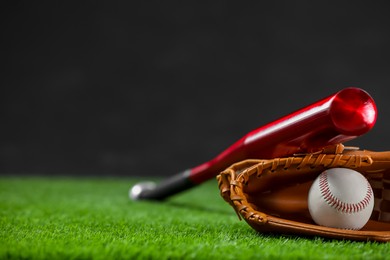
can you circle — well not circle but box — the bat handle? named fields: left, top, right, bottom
left=130, top=170, right=195, bottom=200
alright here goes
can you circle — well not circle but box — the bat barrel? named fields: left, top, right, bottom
left=189, top=87, right=377, bottom=184
left=329, top=87, right=376, bottom=136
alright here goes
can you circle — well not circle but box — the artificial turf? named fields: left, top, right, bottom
left=1, top=176, right=390, bottom=259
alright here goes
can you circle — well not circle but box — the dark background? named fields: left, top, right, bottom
left=2, top=2, right=390, bottom=177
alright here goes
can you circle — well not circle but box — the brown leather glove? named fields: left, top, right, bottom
left=217, top=144, right=390, bottom=242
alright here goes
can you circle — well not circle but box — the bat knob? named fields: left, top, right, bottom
left=129, top=182, right=156, bottom=200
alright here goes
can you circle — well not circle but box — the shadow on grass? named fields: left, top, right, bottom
left=252, top=229, right=367, bottom=244
left=164, top=200, right=234, bottom=216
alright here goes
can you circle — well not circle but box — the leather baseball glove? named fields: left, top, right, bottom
left=217, top=144, right=390, bottom=242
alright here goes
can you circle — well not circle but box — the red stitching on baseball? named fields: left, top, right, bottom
left=319, top=171, right=373, bottom=214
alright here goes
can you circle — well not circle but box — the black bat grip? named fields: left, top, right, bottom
left=130, top=170, right=196, bottom=201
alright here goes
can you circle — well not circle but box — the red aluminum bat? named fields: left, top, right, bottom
left=130, top=87, right=377, bottom=200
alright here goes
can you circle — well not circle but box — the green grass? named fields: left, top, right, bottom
left=1, top=176, right=389, bottom=259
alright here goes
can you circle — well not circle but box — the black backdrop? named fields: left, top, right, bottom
left=2, top=2, right=390, bottom=177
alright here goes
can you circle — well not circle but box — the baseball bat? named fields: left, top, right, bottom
left=130, top=87, right=377, bottom=201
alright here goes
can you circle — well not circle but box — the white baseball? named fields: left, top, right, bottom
left=308, top=168, right=374, bottom=230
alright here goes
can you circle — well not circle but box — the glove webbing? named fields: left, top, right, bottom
left=370, top=172, right=390, bottom=222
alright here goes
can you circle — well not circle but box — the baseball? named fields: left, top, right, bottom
left=308, top=168, right=374, bottom=230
